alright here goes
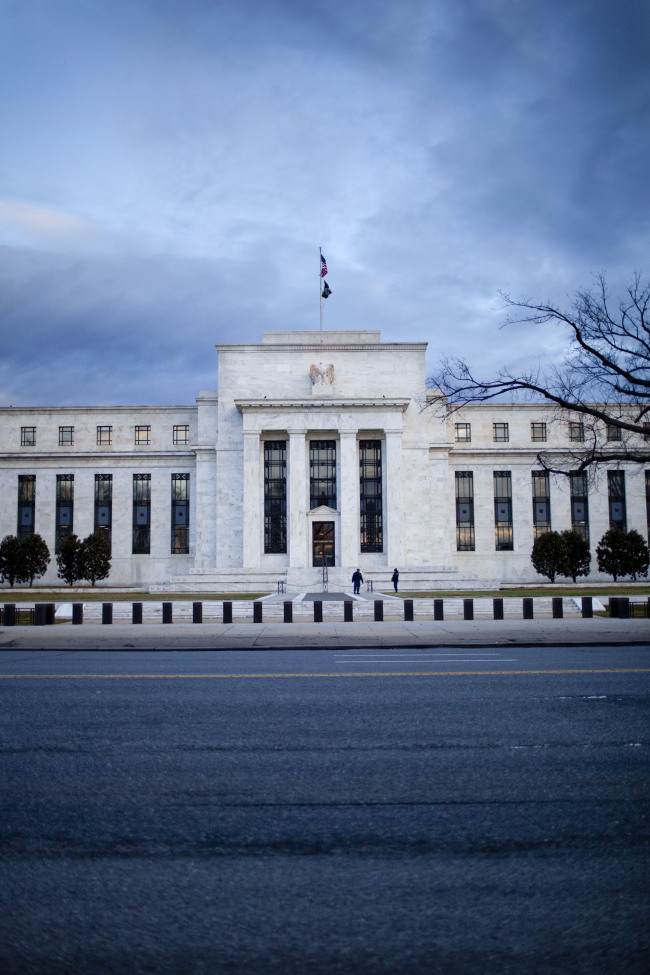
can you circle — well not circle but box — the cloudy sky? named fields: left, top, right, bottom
left=1, top=0, right=648, bottom=406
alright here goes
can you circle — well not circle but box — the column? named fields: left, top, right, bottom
left=193, top=446, right=217, bottom=568
left=242, top=432, right=261, bottom=568
left=339, top=431, right=358, bottom=567
left=385, top=430, right=404, bottom=567
left=288, top=430, right=307, bottom=568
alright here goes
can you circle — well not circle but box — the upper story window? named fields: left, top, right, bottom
left=21, top=426, right=36, bottom=446
left=455, top=423, right=471, bottom=443
left=59, top=425, right=74, bottom=446
left=493, top=422, right=509, bottom=442
left=569, top=422, right=585, bottom=442
left=606, top=423, right=622, bottom=442
left=135, top=425, right=151, bottom=445
left=97, top=425, right=112, bottom=446
left=173, top=424, right=190, bottom=445
left=531, top=422, right=547, bottom=442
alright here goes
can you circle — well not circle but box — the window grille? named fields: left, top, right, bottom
left=607, top=471, right=626, bottom=530
left=606, top=423, right=622, bottom=442
left=532, top=471, right=551, bottom=539
left=570, top=472, right=589, bottom=544
left=173, top=424, right=190, bottom=445
left=55, top=474, right=74, bottom=553
left=94, top=474, right=113, bottom=554
left=59, top=426, right=74, bottom=446
left=494, top=471, right=513, bottom=550
left=135, top=425, right=151, bottom=445
left=360, top=440, right=383, bottom=552
left=455, top=472, right=475, bottom=550
left=531, top=422, right=547, bottom=442
left=493, top=422, right=509, bottom=442
left=17, top=475, right=35, bottom=542
left=97, top=426, right=112, bottom=446
left=569, top=422, right=585, bottom=442
left=132, top=474, right=151, bottom=554
left=21, top=427, right=36, bottom=447
left=455, top=423, right=471, bottom=443
left=310, top=440, right=336, bottom=509
left=264, top=441, right=287, bottom=553
left=171, top=474, right=190, bottom=554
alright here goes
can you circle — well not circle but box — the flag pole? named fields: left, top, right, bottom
left=319, top=247, right=323, bottom=343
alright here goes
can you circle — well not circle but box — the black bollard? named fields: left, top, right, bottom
left=463, top=598, right=474, bottom=621
left=223, top=601, right=233, bottom=624
left=253, top=601, right=263, bottom=623
left=493, top=597, right=504, bottom=620
left=344, top=600, right=353, bottom=622
left=283, top=601, right=293, bottom=623
left=72, top=602, right=83, bottom=625
left=404, top=599, right=414, bottom=621
left=45, top=603, right=55, bottom=625
left=523, top=597, right=534, bottom=619
left=608, top=597, right=619, bottom=618
left=617, top=597, right=630, bottom=619
left=313, top=600, right=323, bottom=623
left=374, top=600, right=384, bottom=622
left=552, top=597, right=563, bottom=619
left=434, top=599, right=444, bottom=621
left=102, top=603, right=113, bottom=625
left=162, top=602, right=173, bottom=624
left=3, top=604, right=16, bottom=626
left=581, top=596, right=593, bottom=619
left=193, top=601, right=202, bottom=624
left=34, top=603, right=47, bottom=626
left=132, top=602, right=143, bottom=624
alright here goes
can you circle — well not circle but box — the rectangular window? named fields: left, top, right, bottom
left=646, top=471, right=650, bottom=541
left=171, top=473, right=190, bottom=554
left=132, top=474, right=151, bottom=554
left=360, top=440, right=383, bottom=553
left=135, top=425, right=151, bottom=445
left=310, top=440, right=337, bottom=509
left=569, top=422, right=585, bottom=442
left=532, top=471, right=551, bottom=539
left=17, top=475, right=36, bottom=542
left=55, top=474, right=74, bottom=554
left=455, top=472, right=475, bottom=551
left=455, top=423, right=471, bottom=443
left=570, top=472, right=589, bottom=544
left=264, top=441, right=287, bottom=553
left=606, top=423, right=622, bottom=442
left=59, top=426, right=74, bottom=446
left=21, top=426, right=36, bottom=447
left=494, top=471, right=513, bottom=550
left=493, top=422, right=509, bottom=442
left=94, top=474, right=113, bottom=554
left=173, top=424, right=190, bottom=445
left=531, top=422, right=547, bottom=442
left=97, top=425, right=112, bottom=446
left=607, top=470, right=626, bottom=530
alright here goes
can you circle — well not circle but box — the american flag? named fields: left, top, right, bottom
left=320, top=254, right=328, bottom=278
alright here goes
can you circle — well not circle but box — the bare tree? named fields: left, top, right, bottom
left=429, top=273, right=650, bottom=473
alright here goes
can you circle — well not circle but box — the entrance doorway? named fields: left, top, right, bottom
left=312, top=522, right=335, bottom=567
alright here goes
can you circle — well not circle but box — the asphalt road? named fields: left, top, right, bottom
left=1, top=645, right=649, bottom=974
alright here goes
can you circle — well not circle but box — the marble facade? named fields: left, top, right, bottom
left=0, top=329, right=648, bottom=590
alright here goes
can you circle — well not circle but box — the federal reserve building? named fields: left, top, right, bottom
left=1, top=328, right=648, bottom=591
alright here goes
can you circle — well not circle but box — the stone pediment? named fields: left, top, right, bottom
left=308, top=504, right=338, bottom=516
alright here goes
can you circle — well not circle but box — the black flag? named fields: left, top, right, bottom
left=321, top=280, right=332, bottom=299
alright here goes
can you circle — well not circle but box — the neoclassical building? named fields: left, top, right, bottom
left=1, top=329, right=648, bottom=590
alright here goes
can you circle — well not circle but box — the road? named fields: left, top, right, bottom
left=1, top=644, right=649, bottom=974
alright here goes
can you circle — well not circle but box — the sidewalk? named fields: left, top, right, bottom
left=1, top=617, right=647, bottom=651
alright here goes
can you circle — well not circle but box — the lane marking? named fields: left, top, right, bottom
left=0, top=669, right=649, bottom=679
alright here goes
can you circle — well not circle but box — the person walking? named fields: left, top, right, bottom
left=391, top=568, right=399, bottom=593
left=352, top=568, right=363, bottom=595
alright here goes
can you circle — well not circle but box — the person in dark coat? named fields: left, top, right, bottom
left=391, top=568, right=399, bottom=592
left=352, top=568, right=363, bottom=594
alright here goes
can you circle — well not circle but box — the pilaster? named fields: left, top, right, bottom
left=339, top=431, right=358, bottom=566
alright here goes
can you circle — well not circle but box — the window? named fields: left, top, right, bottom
left=173, top=424, right=190, bottom=445
left=59, top=426, right=74, bottom=446
left=17, top=475, right=36, bottom=542
left=135, top=425, right=151, bottom=445
left=570, top=472, right=589, bottom=544
left=360, top=440, right=383, bottom=552
left=97, top=425, right=112, bottom=446
left=493, top=422, right=509, bottom=442
left=21, top=426, right=36, bottom=447
left=646, top=472, right=650, bottom=542
left=55, top=474, right=74, bottom=553
left=606, top=423, right=622, bottom=442
left=532, top=471, right=551, bottom=539
left=531, top=422, right=547, bottom=442
left=94, top=474, right=113, bottom=554
left=310, top=440, right=336, bottom=509
left=607, top=471, right=626, bottom=530
left=171, top=474, right=190, bottom=554
left=455, top=472, right=475, bottom=551
left=264, top=441, right=287, bottom=553
left=569, top=422, right=585, bottom=442
left=455, top=423, right=471, bottom=443
left=132, top=474, right=151, bottom=554
left=494, top=471, right=513, bottom=550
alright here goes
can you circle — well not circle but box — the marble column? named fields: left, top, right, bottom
left=339, top=431, right=358, bottom=567
left=288, top=430, right=307, bottom=567
left=385, top=430, right=405, bottom=567
left=193, top=445, right=217, bottom=568
left=242, top=432, right=261, bottom=568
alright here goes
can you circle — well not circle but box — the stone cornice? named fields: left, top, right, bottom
left=220, top=343, right=427, bottom=353
left=235, top=398, right=410, bottom=413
